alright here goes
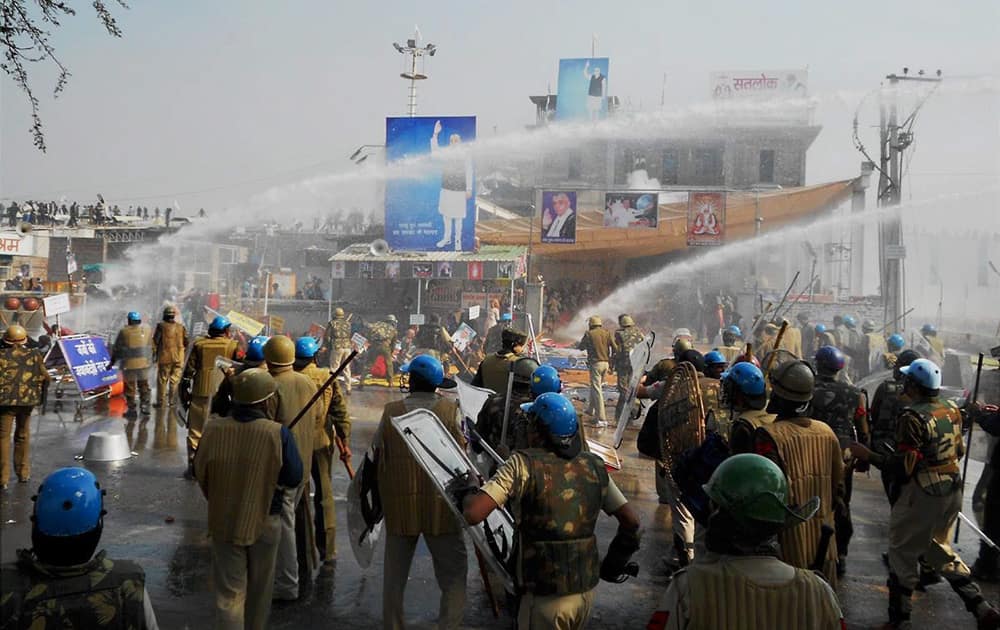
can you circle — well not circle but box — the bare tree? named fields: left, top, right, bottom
left=1, top=0, right=127, bottom=152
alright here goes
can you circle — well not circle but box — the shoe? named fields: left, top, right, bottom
left=837, top=556, right=847, bottom=578
left=435, top=239, right=449, bottom=248
left=915, top=567, right=942, bottom=591
left=124, top=409, right=138, bottom=420
left=152, top=402, right=163, bottom=409
left=183, top=464, right=195, bottom=480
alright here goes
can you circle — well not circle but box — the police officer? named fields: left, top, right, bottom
left=780, top=316, right=803, bottom=358
left=293, top=336, right=350, bottom=563
left=0, top=324, right=48, bottom=489
left=264, top=335, right=323, bottom=601
left=859, top=319, right=886, bottom=378
left=471, top=327, right=527, bottom=392
left=850, top=359, right=1000, bottom=629
left=484, top=311, right=512, bottom=355
left=531, top=364, right=563, bottom=397
left=325, top=307, right=354, bottom=394
left=971, top=403, right=1000, bottom=582
left=194, top=369, right=303, bottom=630
left=463, top=393, right=641, bottom=629
left=181, top=315, right=239, bottom=476
left=475, top=356, right=539, bottom=458
left=152, top=305, right=188, bottom=408
left=722, top=362, right=773, bottom=453
left=367, top=315, right=399, bottom=385
left=0, top=467, right=159, bottom=627
left=869, top=349, right=919, bottom=503
left=920, top=323, right=945, bottom=361
left=613, top=313, right=645, bottom=422
left=797, top=312, right=815, bottom=357
left=414, top=312, right=454, bottom=360
left=753, top=360, right=844, bottom=587
left=755, top=322, right=779, bottom=364
left=111, top=311, right=153, bottom=419
left=578, top=315, right=618, bottom=428
left=211, top=335, right=268, bottom=417
left=884, top=333, right=906, bottom=370
left=811, top=345, right=869, bottom=577
left=375, top=354, right=467, bottom=630
left=649, top=454, right=843, bottom=630
left=717, top=325, right=744, bottom=364
left=814, top=323, right=837, bottom=353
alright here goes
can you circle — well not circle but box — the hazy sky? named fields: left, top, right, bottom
left=2, top=0, right=997, bottom=213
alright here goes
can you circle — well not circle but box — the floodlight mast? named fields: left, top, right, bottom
left=393, top=28, right=436, bottom=117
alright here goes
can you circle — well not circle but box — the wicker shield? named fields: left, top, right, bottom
left=657, top=362, right=705, bottom=479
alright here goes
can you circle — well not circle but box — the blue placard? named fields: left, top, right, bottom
left=384, top=116, right=477, bottom=252
left=58, top=335, right=119, bottom=393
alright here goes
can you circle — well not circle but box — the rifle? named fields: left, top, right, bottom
left=955, top=352, right=985, bottom=542
left=288, top=350, right=358, bottom=431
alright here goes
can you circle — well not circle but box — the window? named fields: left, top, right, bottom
left=693, top=148, right=723, bottom=185
left=759, top=149, right=775, bottom=184
left=661, top=149, right=679, bottom=185
left=568, top=151, right=583, bottom=180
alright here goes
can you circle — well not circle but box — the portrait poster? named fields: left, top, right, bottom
left=687, top=192, right=726, bottom=246
left=540, top=191, right=577, bottom=244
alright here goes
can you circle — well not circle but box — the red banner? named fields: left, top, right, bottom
left=686, top=192, right=726, bottom=246
left=468, top=261, right=483, bottom=280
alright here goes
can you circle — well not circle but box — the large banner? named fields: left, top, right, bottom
left=687, top=192, right=726, bottom=246
left=711, top=69, right=808, bottom=100
left=540, top=191, right=577, bottom=244
left=385, top=116, right=477, bottom=252
left=603, top=192, right=658, bottom=228
left=556, top=57, right=609, bottom=121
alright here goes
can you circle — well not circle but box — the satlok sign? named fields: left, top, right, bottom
left=58, top=335, right=119, bottom=393
left=710, top=69, right=808, bottom=100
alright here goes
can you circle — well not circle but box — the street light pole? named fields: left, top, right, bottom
left=393, top=30, right=436, bottom=117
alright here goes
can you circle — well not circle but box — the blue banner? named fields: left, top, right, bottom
left=556, top=57, right=610, bottom=121
left=58, top=335, right=119, bottom=393
left=384, top=116, right=477, bottom=252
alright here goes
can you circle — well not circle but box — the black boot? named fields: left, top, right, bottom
left=973, top=542, right=1000, bottom=583
left=886, top=572, right=913, bottom=628
left=915, top=555, right=942, bottom=591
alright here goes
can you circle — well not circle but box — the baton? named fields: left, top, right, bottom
left=955, top=352, right=985, bottom=542
left=334, top=433, right=355, bottom=479
left=288, top=350, right=358, bottom=431
left=959, top=512, right=1000, bottom=550
left=498, top=362, right=516, bottom=449
left=470, top=427, right=505, bottom=466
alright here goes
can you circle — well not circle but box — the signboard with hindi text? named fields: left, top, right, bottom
left=225, top=310, right=265, bottom=336
left=0, top=233, right=35, bottom=255
left=58, top=335, right=119, bottom=393
left=42, top=293, right=71, bottom=317
left=710, top=69, right=808, bottom=100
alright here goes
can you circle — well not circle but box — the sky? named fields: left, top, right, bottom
left=1, top=0, right=998, bottom=213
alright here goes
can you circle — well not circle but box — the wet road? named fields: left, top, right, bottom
left=1, top=388, right=996, bottom=629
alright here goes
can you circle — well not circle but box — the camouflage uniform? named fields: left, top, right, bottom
left=366, top=320, right=398, bottom=384
left=325, top=315, right=354, bottom=393
left=481, top=448, right=628, bottom=628
left=483, top=322, right=509, bottom=355
left=811, top=374, right=869, bottom=562
left=869, top=376, right=907, bottom=502
left=1, top=549, right=155, bottom=628
left=414, top=323, right=453, bottom=360
left=613, top=324, right=645, bottom=421
left=869, top=398, right=993, bottom=626
left=0, top=344, right=49, bottom=486
left=475, top=388, right=534, bottom=459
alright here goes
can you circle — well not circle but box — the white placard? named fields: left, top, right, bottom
left=42, top=293, right=71, bottom=317
left=409, top=313, right=426, bottom=326
left=468, top=305, right=481, bottom=320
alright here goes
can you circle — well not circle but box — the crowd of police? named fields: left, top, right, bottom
left=0, top=301, right=998, bottom=630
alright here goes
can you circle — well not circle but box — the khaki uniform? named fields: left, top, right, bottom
left=269, top=366, right=323, bottom=600
left=755, top=418, right=844, bottom=587
left=195, top=413, right=286, bottom=630
left=326, top=316, right=354, bottom=392
left=578, top=327, right=617, bottom=422
left=298, top=362, right=350, bottom=561
left=778, top=326, right=803, bottom=358
left=1, top=549, right=157, bottom=629
left=0, top=344, right=48, bottom=486
left=152, top=320, right=188, bottom=406
left=717, top=344, right=743, bottom=365
left=728, top=408, right=776, bottom=455
left=482, top=449, right=628, bottom=629
left=656, top=554, right=843, bottom=630
left=377, top=393, right=467, bottom=630
left=112, top=323, right=153, bottom=413
left=472, top=350, right=517, bottom=393
left=183, top=336, right=238, bottom=461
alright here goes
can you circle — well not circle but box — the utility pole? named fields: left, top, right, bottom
left=393, top=29, right=437, bottom=117
left=877, top=67, right=942, bottom=331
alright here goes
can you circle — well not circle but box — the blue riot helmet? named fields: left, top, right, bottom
left=719, top=362, right=766, bottom=409
left=814, top=345, right=846, bottom=374
left=245, top=336, right=269, bottom=363
left=31, top=467, right=106, bottom=566
left=295, top=336, right=320, bottom=360
left=900, top=358, right=942, bottom=391
left=400, top=354, right=456, bottom=390
left=921, top=323, right=937, bottom=336
left=209, top=315, right=231, bottom=335
left=815, top=323, right=827, bottom=334
left=887, top=333, right=905, bottom=353
left=126, top=311, right=141, bottom=324
left=843, top=315, right=857, bottom=329
left=530, top=365, right=563, bottom=396
left=726, top=325, right=742, bottom=338
left=521, top=393, right=578, bottom=438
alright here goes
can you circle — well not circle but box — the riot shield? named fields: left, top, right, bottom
left=455, top=379, right=498, bottom=477
left=613, top=332, right=655, bottom=449
left=391, top=409, right=515, bottom=591
left=657, top=362, right=705, bottom=481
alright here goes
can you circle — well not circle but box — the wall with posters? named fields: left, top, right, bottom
left=384, top=116, right=477, bottom=252
left=556, top=58, right=610, bottom=121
